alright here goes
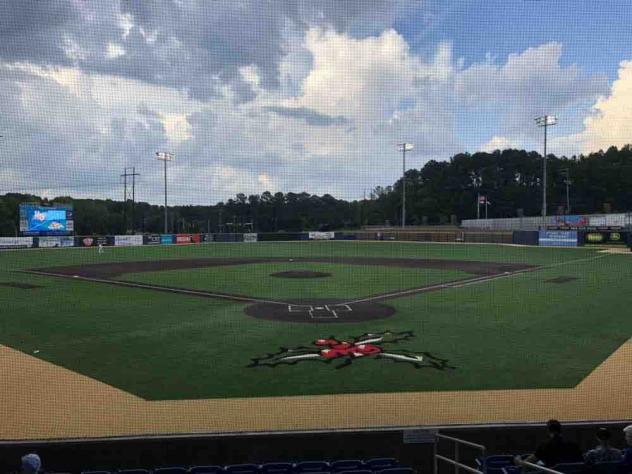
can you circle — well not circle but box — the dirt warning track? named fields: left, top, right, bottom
left=25, top=257, right=539, bottom=324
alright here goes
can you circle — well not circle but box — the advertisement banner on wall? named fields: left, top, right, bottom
left=0, top=237, right=34, bottom=249
left=583, top=231, right=626, bottom=245
left=143, top=234, right=161, bottom=245
left=243, top=233, right=258, bottom=242
left=551, top=215, right=589, bottom=228
left=38, top=236, right=75, bottom=248
left=308, top=231, right=335, bottom=240
left=175, top=234, right=193, bottom=245
left=539, top=230, right=578, bottom=247
left=77, top=236, right=110, bottom=247
left=114, top=235, right=144, bottom=247
left=201, top=233, right=214, bottom=243
left=160, top=234, right=174, bottom=245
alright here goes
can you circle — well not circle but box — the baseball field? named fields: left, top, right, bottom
left=1, top=240, right=631, bottom=440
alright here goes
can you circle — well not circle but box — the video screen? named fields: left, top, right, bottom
left=19, top=205, right=74, bottom=236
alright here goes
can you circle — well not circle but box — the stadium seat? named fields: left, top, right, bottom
left=376, top=468, right=414, bottom=474
left=225, top=464, right=260, bottom=474
left=189, top=467, right=223, bottom=474
left=118, top=470, right=151, bottom=474
left=553, top=463, right=588, bottom=474
left=81, top=471, right=111, bottom=474
left=338, top=470, right=372, bottom=474
left=364, top=459, right=399, bottom=470
left=261, top=463, right=294, bottom=474
left=155, top=468, right=188, bottom=474
left=295, top=462, right=331, bottom=473
left=331, top=460, right=364, bottom=472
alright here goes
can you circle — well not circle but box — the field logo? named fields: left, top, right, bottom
left=248, top=331, right=452, bottom=370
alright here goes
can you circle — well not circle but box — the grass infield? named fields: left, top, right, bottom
left=1, top=241, right=631, bottom=400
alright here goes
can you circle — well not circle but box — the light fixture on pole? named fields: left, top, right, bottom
left=535, top=115, right=557, bottom=223
left=155, top=152, right=174, bottom=234
left=397, top=143, right=414, bottom=228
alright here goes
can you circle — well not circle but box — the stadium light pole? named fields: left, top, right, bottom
left=535, top=115, right=557, bottom=223
left=397, top=143, right=414, bottom=228
left=155, top=152, right=174, bottom=233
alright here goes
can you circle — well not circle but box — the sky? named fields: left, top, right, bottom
left=1, top=0, right=632, bottom=205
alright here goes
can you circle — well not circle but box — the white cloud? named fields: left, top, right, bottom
left=480, top=136, right=518, bottom=153
left=161, top=113, right=192, bottom=143
left=106, top=42, right=126, bottom=60
left=581, top=60, right=632, bottom=153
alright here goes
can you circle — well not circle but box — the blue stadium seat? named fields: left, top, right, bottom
left=225, top=464, right=260, bottom=474
left=331, top=461, right=364, bottom=472
left=376, top=468, right=414, bottom=474
left=553, top=463, right=587, bottom=474
left=364, top=459, right=399, bottom=471
left=189, top=467, right=223, bottom=474
left=295, top=462, right=331, bottom=473
left=155, top=468, right=188, bottom=474
left=261, top=463, right=294, bottom=474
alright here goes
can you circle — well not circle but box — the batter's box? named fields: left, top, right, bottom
left=287, top=304, right=353, bottom=319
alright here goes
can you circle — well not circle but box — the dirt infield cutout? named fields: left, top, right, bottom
left=270, top=270, right=332, bottom=278
left=25, top=257, right=539, bottom=324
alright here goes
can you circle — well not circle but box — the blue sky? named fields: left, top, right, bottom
left=0, top=0, right=631, bottom=204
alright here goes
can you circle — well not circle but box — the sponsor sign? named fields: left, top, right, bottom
left=175, top=233, right=193, bottom=245
left=144, top=234, right=161, bottom=245
left=160, top=234, right=174, bottom=245
left=0, top=237, right=34, bottom=249
left=114, top=235, right=143, bottom=247
left=551, top=215, right=589, bottom=228
left=78, top=236, right=109, bottom=247
left=308, top=231, right=335, bottom=240
left=584, top=231, right=625, bottom=245
left=243, top=232, right=258, bottom=242
left=202, top=233, right=214, bottom=243
left=539, top=230, right=578, bottom=247
left=38, top=236, right=75, bottom=248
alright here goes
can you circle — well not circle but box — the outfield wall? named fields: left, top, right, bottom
left=2, top=229, right=630, bottom=250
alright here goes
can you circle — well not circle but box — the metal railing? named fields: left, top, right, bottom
left=515, top=459, right=564, bottom=474
left=434, top=433, right=487, bottom=474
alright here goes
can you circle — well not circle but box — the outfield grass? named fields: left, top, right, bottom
left=1, top=241, right=631, bottom=400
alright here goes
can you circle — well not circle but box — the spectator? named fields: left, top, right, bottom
left=20, top=453, right=41, bottom=474
left=517, top=419, right=583, bottom=467
left=622, top=425, right=632, bottom=472
left=584, top=428, right=622, bottom=463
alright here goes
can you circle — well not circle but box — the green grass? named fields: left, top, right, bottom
left=121, top=262, right=469, bottom=300
left=0, top=241, right=631, bottom=400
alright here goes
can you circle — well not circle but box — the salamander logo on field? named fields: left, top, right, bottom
left=248, top=331, right=453, bottom=370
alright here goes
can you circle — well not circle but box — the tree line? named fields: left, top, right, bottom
left=1, top=145, right=631, bottom=236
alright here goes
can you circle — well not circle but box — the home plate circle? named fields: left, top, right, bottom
left=244, top=300, right=395, bottom=323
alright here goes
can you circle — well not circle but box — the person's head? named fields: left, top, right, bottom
left=21, top=453, right=41, bottom=474
left=624, top=425, right=632, bottom=446
left=596, top=427, right=611, bottom=444
left=547, top=419, right=562, bottom=436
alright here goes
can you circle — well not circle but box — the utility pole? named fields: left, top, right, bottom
left=397, top=143, right=414, bottom=228
left=535, top=115, right=558, bottom=224
left=121, top=167, right=140, bottom=233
